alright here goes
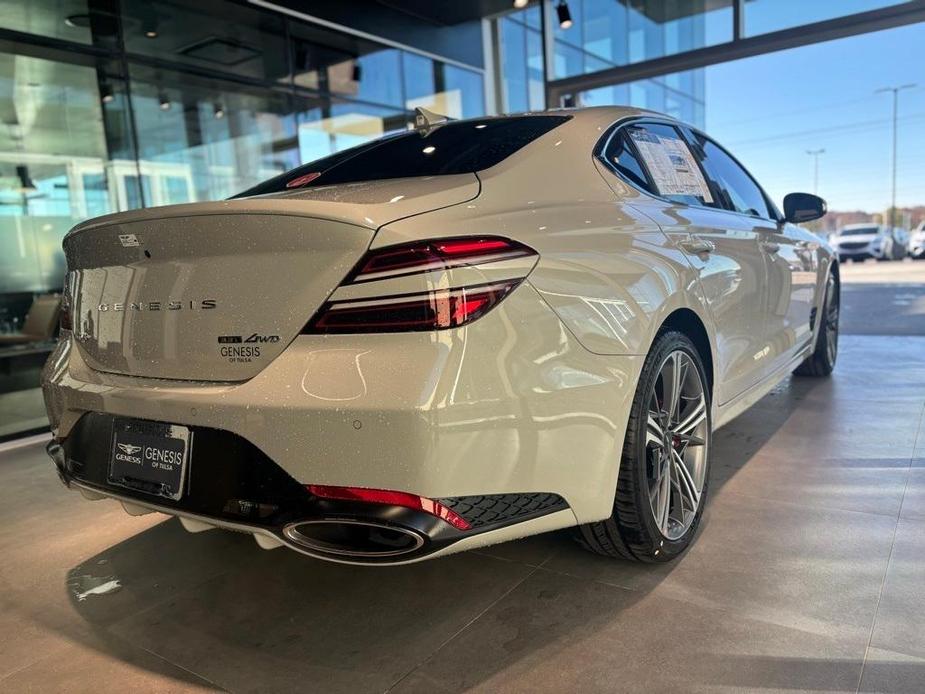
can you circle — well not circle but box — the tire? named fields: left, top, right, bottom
left=794, top=271, right=839, bottom=377
left=576, top=330, right=711, bottom=563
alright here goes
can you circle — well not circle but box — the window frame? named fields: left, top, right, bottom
left=595, top=116, right=782, bottom=223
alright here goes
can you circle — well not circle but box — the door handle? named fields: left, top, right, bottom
left=761, top=241, right=781, bottom=254
left=679, top=237, right=715, bottom=255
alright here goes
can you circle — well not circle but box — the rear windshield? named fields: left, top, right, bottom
left=234, top=115, right=570, bottom=198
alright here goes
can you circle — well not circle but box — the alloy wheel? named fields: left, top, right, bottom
left=645, top=350, right=709, bottom=541
left=825, top=274, right=839, bottom=365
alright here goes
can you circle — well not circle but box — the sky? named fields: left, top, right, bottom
left=701, top=20, right=925, bottom=215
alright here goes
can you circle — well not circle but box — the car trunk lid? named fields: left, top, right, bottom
left=64, top=175, right=479, bottom=381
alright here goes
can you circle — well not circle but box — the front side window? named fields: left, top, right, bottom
left=689, top=133, right=773, bottom=219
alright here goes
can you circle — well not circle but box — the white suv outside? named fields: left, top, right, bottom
left=832, top=223, right=895, bottom=262
left=910, top=222, right=925, bottom=259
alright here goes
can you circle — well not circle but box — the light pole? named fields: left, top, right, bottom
left=875, top=83, right=916, bottom=230
left=806, top=148, right=825, bottom=195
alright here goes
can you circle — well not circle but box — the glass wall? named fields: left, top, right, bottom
left=495, top=6, right=546, bottom=112
left=553, top=0, right=733, bottom=78
left=579, top=69, right=705, bottom=127
left=0, top=0, right=485, bottom=439
left=0, top=49, right=141, bottom=438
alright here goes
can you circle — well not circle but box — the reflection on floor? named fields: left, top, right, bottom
left=1, top=334, right=924, bottom=692
left=0, top=352, right=48, bottom=438
left=0, top=386, right=46, bottom=438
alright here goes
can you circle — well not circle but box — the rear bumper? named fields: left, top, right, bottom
left=47, top=416, right=571, bottom=564
left=42, top=282, right=641, bottom=563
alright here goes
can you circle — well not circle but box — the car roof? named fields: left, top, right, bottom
left=513, top=105, right=687, bottom=127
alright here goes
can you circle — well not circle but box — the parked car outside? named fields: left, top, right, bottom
left=909, top=221, right=925, bottom=259
left=832, top=223, right=896, bottom=262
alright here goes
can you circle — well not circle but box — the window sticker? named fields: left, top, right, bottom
left=628, top=130, right=713, bottom=203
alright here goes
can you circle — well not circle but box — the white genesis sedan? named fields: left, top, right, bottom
left=43, top=107, right=837, bottom=565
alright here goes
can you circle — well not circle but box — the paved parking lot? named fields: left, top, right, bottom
left=841, top=259, right=925, bottom=335
left=1, top=260, right=924, bottom=693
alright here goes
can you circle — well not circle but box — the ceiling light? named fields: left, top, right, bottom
left=422, top=146, right=436, bottom=154
left=64, top=14, right=91, bottom=28
left=213, top=102, right=225, bottom=119
left=141, top=9, right=158, bottom=38
left=556, top=1, right=573, bottom=29
left=158, top=92, right=171, bottom=110
left=100, top=82, right=114, bottom=104
left=513, top=0, right=529, bottom=7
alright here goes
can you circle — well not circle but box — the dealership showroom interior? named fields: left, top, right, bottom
left=5, top=0, right=925, bottom=691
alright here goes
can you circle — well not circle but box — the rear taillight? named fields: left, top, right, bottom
left=308, top=485, right=471, bottom=531
left=305, top=236, right=537, bottom=334
left=308, top=281, right=519, bottom=333
left=350, top=237, right=534, bottom=283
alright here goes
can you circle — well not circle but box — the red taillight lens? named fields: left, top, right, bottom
left=305, top=236, right=537, bottom=334
left=349, top=236, right=535, bottom=283
left=308, top=280, right=519, bottom=334
left=307, top=485, right=471, bottom=531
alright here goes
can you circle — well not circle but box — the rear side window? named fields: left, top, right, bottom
left=688, top=132, right=773, bottom=219
left=601, top=131, right=652, bottom=192
left=235, top=115, right=570, bottom=198
left=604, top=123, right=716, bottom=208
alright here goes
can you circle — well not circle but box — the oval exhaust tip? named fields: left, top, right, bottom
left=283, top=519, right=425, bottom=558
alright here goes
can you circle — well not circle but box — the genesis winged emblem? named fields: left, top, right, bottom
left=117, top=443, right=142, bottom=455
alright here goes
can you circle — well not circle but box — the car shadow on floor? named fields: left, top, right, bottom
left=58, top=376, right=830, bottom=692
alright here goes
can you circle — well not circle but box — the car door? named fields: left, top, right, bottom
left=686, top=130, right=817, bottom=372
left=601, top=121, right=770, bottom=405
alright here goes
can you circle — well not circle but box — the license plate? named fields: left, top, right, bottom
left=109, top=418, right=191, bottom=501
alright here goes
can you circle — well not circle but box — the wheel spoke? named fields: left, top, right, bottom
left=657, top=459, right=671, bottom=533
left=672, top=449, right=700, bottom=510
left=647, top=412, right=665, bottom=448
left=662, top=353, right=685, bottom=426
left=675, top=397, right=706, bottom=437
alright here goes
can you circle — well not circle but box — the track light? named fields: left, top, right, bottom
left=100, top=82, right=114, bottom=104
left=556, top=1, right=572, bottom=29
left=513, top=0, right=529, bottom=8
left=16, top=165, right=37, bottom=193
left=213, top=102, right=225, bottom=119
left=141, top=8, right=158, bottom=38
left=158, top=92, right=171, bottom=110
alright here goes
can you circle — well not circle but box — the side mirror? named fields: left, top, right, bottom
left=783, top=192, right=827, bottom=224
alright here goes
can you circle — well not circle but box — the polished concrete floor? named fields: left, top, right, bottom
left=2, top=266, right=925, bottom=693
